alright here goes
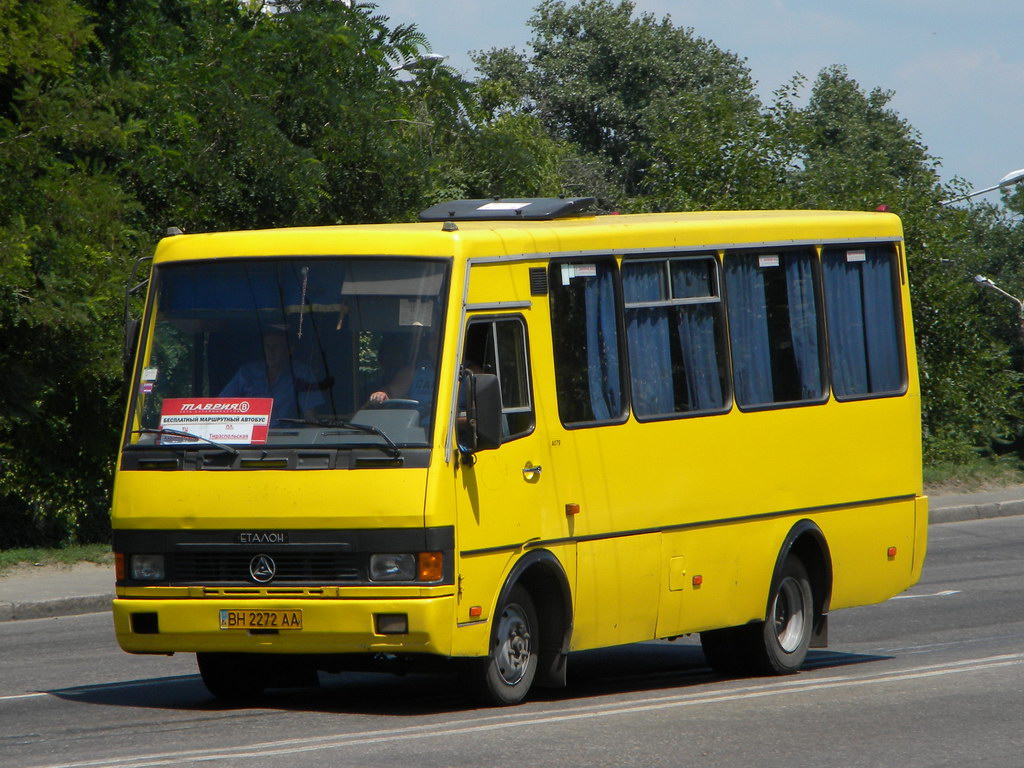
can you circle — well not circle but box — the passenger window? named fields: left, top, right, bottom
left=623, top=256, right=729, bottom=418
left=548, top=259, right=626, bottom=425
left=724, top=249, right=825, bottom=408
left=822, top=244, right=905, bottom=398
left=463, top=318, right=533, bottom=440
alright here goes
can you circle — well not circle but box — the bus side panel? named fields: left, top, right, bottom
left=449, top=550, right=515, bottom=656
left=821, top=498, right=918, bottom=611
left=569, top=394, right=921, bottom=642
left=572, top=533, right=660, bottom=651
left=656, top=526, right=758, bottom=638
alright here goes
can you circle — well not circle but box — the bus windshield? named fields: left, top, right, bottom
left=128, top=257, right=449, bottom=449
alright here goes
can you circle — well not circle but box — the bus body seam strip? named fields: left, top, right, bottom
left=458, top=493, right=919, bottom=557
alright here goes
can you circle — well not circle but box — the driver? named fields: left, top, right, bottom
left=368, top=331, right=435, bottom=408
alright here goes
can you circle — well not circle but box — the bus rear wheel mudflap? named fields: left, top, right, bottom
left=469, top=584, right=539, bottom=706
left=700, top=556, right=814, bottom=677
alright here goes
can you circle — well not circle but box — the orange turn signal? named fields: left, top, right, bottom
left=418, top=551, right=443, bottom=582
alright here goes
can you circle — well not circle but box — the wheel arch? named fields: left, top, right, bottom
left=497, top=549, right=573, bottom=688
left=770, top=519, right=833, bottom=647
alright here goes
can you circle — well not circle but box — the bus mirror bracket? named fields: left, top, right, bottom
left=123, top=255, right=152, bottom=377
left=458, top=371, right=502, bottom=455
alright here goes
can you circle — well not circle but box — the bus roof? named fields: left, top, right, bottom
left=153, top=208, right=904, bottom=264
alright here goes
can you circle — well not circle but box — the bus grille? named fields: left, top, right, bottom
left=172, top=552, right=360, bottom=583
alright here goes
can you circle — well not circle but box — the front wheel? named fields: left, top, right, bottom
left=471, top=585, right=539, bottom=706
left=197, top=653, right=265, bottom=701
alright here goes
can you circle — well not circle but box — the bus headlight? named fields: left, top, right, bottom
left=130, top=554, right=165, bottom=581
left=369, top=554, right=416, bottom=581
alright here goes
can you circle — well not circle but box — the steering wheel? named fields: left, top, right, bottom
left=371, top=398, right=421, bottom=409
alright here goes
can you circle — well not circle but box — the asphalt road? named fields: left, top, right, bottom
left=2, top=516, right=1023, bottom=768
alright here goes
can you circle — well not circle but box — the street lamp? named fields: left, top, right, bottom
left=973, top=275, right=1024, bottom=341
left=940, top=167, right=1024, bottom=206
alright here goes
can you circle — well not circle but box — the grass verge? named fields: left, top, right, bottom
left=0, top=544, right=113, bottom=576
left=924, top=455, right=1024, bottom=494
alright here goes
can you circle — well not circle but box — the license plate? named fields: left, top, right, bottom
left=219, top=609, right=302, bottom=630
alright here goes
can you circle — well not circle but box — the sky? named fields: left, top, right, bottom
left=372, top=0, right=1024, bottom=199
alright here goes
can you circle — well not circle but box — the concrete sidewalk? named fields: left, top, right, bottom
left=0, top=561, right=113, bottom=622
left=2, top=487, right=1022, bottom=623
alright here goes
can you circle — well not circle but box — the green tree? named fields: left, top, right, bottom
left=0, top=0, right=136, bottom=546
left=474, top=0, right=775, bottom=208
left=789, top=67, right=1022, bottom=462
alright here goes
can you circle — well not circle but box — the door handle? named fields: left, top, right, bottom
left=522, top=464, right=542, bottom=477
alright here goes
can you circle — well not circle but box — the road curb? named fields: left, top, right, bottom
left=929, top=499, right=1024, bottom=525
left=0, top=594, right=112, bottom=623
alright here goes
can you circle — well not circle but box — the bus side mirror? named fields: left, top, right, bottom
left=458, top=371, right=502, bottom=454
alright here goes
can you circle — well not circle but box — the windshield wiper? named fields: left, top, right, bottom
left=132, top=428, right=240, bottom=457
left=278, top=417, right=402, bottom=458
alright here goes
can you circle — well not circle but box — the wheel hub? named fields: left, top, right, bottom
left=495, top=606, right=532, bottom=684
left=773, top=576, right=806, bottom=653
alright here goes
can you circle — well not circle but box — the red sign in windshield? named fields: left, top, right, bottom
left=159, top=398, right=273, bottom=444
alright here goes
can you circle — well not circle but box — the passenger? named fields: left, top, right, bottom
left=220, top=329, right=323, bottom=424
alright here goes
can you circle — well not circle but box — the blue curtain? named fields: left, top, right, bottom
left=672, top=263, right=725, bottom=411
left=725, top=256, right=773, bottom=406
left=863, top=252, right=902, bottom=392
left=624, top=263, right=674, bottom=416
left=823, top=255, right=868, bottom=395
left=677, top=305, right=725, bottom=411
left=584, top=265, right=623, bottom=420
left=784, top=254, right=823, bottom=399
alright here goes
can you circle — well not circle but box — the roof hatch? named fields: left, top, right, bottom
left=418, top=197, right=597, bottom=222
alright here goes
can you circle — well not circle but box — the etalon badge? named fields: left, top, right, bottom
left=249, top=554, right=276, bottom=583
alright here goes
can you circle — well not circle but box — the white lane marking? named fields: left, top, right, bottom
left=0, top=692, right=47, bottom=702
left=892, top=589, right=962, bottom=600
left=23, top=653, right=1024, bottom=768
left=0, top=676, right=196, bottom=704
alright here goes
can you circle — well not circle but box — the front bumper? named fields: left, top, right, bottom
left=113, top=593, right=456, bottom=656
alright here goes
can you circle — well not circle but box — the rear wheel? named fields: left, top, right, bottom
left=699, top=626, right=750, bottom=677
left=750, top=557, right=813, bottom=675
left=472, top=585, right=538, bottom=706
left=700, top=557, right=814, bottom=677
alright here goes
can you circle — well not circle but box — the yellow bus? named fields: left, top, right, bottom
left=112, top=198, right=927, bottom=705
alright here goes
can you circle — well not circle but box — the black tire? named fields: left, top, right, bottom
left=748, top=557, right=814, bottom=675
left=472, top=585, right=539, bottom=706
left=699, top=626, right=752, bottom=677
left=197, top=653, right=266, bottom=701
